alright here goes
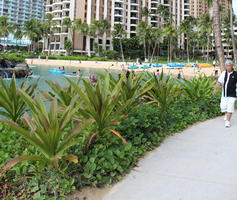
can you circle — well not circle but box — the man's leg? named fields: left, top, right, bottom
left=226, top=112, right=232, bottom=121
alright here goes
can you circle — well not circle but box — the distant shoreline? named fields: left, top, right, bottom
left=25, top=59, right=219, bottom=79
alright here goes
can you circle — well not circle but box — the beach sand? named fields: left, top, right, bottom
left=26, top=59, right=220, bottom=79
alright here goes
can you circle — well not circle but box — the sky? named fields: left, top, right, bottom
left=234, top=0, right=237, bottom=15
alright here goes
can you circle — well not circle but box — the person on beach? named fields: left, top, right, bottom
left=214, top=60, right=237, bottom=128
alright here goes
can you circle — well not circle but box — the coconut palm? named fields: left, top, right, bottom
left=149, top=28, right=163, bottom=63
left=212, top=0, right=225, bottom=71
left=179, top=16, right=196, bottom=63
left=112, top=24, right=126, bottom=62
left=62, top=17, right=74, bottom=52
left=0, top=16, right=13, bottom=52
left=222, top=12, right=232, bottom=57
left=99, top=19, right=111, bottom=51
left=42, top=13, right=56, bottom=55
left=13, top=24, right=23, bottom=46
left=74, top=19, right=89, bottom=55
left=157, top=4, right=170, bottom=26
left=228, top=0, right=237, bottom=64
left=141, top=7, right=151, bottom=22
left=136, top=21, right=151, bottom=61
left=23, top=18, right=38, bottom=53
left=198, top=13, right=213, bottom=61
left=163, top=24, right=177, bottom=63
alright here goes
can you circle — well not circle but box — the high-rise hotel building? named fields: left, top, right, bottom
left=0, top=0, right=45, bottom=26
left=45, top=0, right=231, bottom=55
left=0, top=0, right=45, bottom=46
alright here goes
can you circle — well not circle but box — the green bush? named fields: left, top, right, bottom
left=0, top=54, right=25, bottom=63
left=0, top=73, right=222, bottom=199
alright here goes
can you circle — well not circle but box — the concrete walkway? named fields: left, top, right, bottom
left=104, top=114, right=237, bottom=200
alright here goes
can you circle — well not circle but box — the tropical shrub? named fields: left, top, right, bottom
left=182, top=75, right=216, bottom=102
left=0, top=91, right=88, bottom=174
left=145, top=71, right=182, bottom=110
left=99, top=71, right=153, bottom=112
left=41, top=79, right=80, bottom=108
left=67, top=73, right=128, bottom=152
left=0, top=76, right=38, bottom=122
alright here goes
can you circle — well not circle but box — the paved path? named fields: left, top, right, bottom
left=104, top=114, right=237, bottom=200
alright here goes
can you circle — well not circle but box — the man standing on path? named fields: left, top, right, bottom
left=214, top=60, right=237, bottom=128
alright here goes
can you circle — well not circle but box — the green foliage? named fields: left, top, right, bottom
left=182, top=75, right=216, bottom=102
left=41, top=79, right=80, bottom=107
left=67, top=73, right=128, bottom=151
left=0, top=53, right=25, bottom=63
left=0, top=92, right=87, bottom=174
left=103, top=50, right=119, bottom=59
left=0, top=73, right=223, bottom=198
left=64, top=40, right=73, bottom=56
left=145, top=71, right=182, bottom=110
left=0, top=76, right=38, bottom=122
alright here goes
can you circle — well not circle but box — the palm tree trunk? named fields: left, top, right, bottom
left=187, top=35, right=189, bottom=63
left=207, top=34, right=210, bottom=62
left=48, top=37, right=51, bottom=56
left=170, top=36, right=172, bottom=63
left=167, top=39, right=170, bottom=63
left=119, top=38, right=124, bottom=62
left=213, top=0, right=225, bottom=71
left=151, top=42, right=158, bottom=63
left=144, top=38, right=146, bottom=61
left=230, top=1, right=237, bottom=64
left=3, top=34, right=6, bottom=52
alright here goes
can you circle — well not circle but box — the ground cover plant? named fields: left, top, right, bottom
left=0, top=71, right=222, bottom=199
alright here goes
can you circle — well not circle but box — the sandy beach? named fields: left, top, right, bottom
left=26, top=58, right=220, bottom=79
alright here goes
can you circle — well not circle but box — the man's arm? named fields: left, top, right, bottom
left=213, top=82, right=221, bottom=94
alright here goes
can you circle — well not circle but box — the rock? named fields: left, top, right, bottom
left=0, top=59, right=32, bottom=78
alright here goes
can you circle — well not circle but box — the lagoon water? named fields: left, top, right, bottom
left=12, top=65, right=118, bottom=93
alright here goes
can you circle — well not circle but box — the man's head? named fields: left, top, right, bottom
left=225, top=60, right=233, bottom=72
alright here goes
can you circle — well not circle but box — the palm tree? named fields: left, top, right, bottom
left=228, top=0, right=237, bottom=64
left=42, top=13, right=56, bottom=55
left=13, top=24, right=23, bottom=46
left=137, top=21, right=150, bottom=61
left=141, top=7, right=150, bottom=22
left=222, top=12, right=232, bottom=57
left=179, top=16, right=196, bottom=63
left=99, top=19, right=111, bottom=51
left=163, top=24, right=177, bottom=63
left=23, top=18, right=38, bottom=53
left=212, top=0, right=225, bottom=71
left=149, top=28, right=163, bottom=63
left=198, top=13, right=213, bottom=62
left=157, top=4, right=170, bottom=26
left=91, top=20, right=102, bottom=56
left=112, top=24, right=126, bottom=62
left=62, top=17, right=74, bottom=53
left=0, top=16, right=13, bottom=52
left=74, top=18, right=89, bottom=55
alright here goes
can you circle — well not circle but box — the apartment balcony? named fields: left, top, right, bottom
left=130, top=9, right=138, bottom=12
left=53, top=0, right=63, bottom=6
left=114, top=10, right=123, bottom=16
left=115, top=4, right=123, bottom=9
left=130, top=15, right=138, bottom=19
left=52, top=9, right=63, bottom=13
left=130, top=0, right=138, bottom=5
